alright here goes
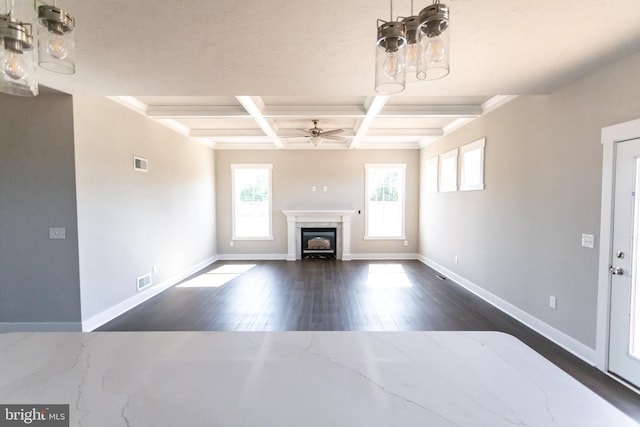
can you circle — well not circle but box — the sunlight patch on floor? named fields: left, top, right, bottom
left=366, top=264, right=412, bottom=288
left=176, top=264, right=256, bottom=288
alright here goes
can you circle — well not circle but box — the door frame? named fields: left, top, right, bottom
left=597, top=117, right=640, bottom=371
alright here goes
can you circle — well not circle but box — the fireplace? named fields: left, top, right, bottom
left=301, top=228, right=336, bottom=259
left=282, top=210, right=356, bottom=261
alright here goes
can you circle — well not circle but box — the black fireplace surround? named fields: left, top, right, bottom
left=301, top=228, right=337, bottom=259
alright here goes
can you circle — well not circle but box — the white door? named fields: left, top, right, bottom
left=609, top=138, right=640, bottom=387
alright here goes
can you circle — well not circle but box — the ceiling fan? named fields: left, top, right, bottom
left=298, top=120, right=345, bottom=146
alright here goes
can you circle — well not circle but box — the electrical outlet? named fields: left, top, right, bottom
left=152, top=265, right=158, bottom=274
left=549, top=296, right=557, bottom=309
left=581, top=234, right=595, bottom=249
left=230, top=240, right=234, bottom=247
left=404, top=240, right=408, bottom=246
left=454, top=256, right=459, bottom=264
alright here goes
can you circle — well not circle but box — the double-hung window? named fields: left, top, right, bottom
left=365, top=163, right=406, bottom=239
left=231, top=164, right=273, bottom=240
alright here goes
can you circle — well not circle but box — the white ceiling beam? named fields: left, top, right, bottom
left=146, top=105, right=250, bottom=119
left=482, top=95, right=518, bottom=113
left=262, top=106, right=366, bottom=118
left=349, top=96, right=390, bottom=149
left=108, top=96, right=148, bottom=116
left=379, top=105, right=483, bottom=118
left=366, top=128, right=443, bottom=137
left=211, top=142, right=283, bottom=150
left=236, top=96, right=287, bottom=148
left=189, top=129, right=267, bottom=138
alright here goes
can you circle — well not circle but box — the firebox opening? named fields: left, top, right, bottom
left=301, top=228, right=337, bottom=259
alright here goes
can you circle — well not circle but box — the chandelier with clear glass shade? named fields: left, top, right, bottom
left=0, top=0, right=76, bottom=97
left=375, top=0, right=450, bottom=95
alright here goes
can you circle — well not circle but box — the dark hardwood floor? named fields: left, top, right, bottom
left=99, top=259, right=640, bottom=422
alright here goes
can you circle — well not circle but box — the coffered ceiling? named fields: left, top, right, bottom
left=30, top=0, right=640, bottom=149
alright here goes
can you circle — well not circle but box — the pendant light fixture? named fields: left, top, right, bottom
left=417, top=0, right=450, bottom=81
left=374, top=0, right=450, bottom=94
left=0, top=1, right=37, bottom=96
left=37, top=1, right=75, bottom=74
left=0, top=0, right=75, bottom=97
left=375, top=0, right=407, bottom=95
left=399, top=1, right=420, bottom=83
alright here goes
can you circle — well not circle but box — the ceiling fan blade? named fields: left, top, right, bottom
left=323, top=135, right=345, bottom=141
left=320, top=129, right=344, bottom=137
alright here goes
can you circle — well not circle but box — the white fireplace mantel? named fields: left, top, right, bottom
left=282, top=210, right=356, bottom=261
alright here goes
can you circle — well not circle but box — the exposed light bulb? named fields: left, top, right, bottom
left=406, top=43, right=419, bottom=70
left=383, top=51, right=404, bottom=79
left=425, top=35, right=446, bottom=62
left=1, top=51, right=27, bottom=81
left=46, top=34, right=69, bottom=60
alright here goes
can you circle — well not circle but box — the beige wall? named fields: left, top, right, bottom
left=73, top=97, right=217, bottom=322
left=420, top=50, right=640, bottom=348
left=216, top=149, right=420, bottom=256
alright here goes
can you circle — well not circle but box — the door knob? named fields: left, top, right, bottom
left=610, top=266, right=624, bottom=275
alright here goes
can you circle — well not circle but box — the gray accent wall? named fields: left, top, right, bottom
left=215, top=150, right=419, bottom=256
left=420, top=50, right=640, bottom=348
left=0, top=90, right=82, bottom=327
left=73, top=97, right=217, bottom=322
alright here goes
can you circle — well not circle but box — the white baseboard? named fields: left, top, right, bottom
left=216, top=253, right=421, bottom=261
left=0, top=322, right=82, bottom=333
left=218, top=253, right=288, bottom=261
left=418, top=255, right=597, bottom=365
left=350, top=253, right=420, bottom=260
left=81, top=255, right=219, bottom=331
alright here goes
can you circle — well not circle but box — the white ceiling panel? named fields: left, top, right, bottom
left=30, top=0, right=640, bottom=149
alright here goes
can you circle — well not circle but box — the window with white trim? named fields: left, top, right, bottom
left=365, top=163, right=406, bottom=239
left=424, top=157, right=438, bottom=193
left=231, top=164, right=273, bottom=240
left=460, top=138, right=486, bottom=191
left=439, top=148, right=458, bottom=192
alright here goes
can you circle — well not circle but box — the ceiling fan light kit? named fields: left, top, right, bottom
left=0, top=0, right=76, bottom=97
left=302, top=119, right=345, bottom=147
left=375, top=0, right=450, bottom=94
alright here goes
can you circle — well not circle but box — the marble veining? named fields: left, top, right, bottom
left=0, top=331, right=636, bottom=426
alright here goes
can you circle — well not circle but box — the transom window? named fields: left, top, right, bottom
left=231, top=164, right=273, bottom=240
left=365, top=164, right=406, bottom=239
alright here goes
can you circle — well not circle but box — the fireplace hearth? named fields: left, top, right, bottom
left=301, top=228, right=336, bottom=259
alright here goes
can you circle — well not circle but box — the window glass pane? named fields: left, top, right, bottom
left=460, top=139, right=485, bottom=191
left=366, top=165, right=405, bottom=238
left=233, top=166, right=271, bottom=238
left=424, top=157, right=438, bottom=193
left=439, top=155, right=457, bottom=192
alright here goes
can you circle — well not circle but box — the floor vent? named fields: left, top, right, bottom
left=137, top=273, right=152, bottom=291
left=435, top=274, right=447, bottom=281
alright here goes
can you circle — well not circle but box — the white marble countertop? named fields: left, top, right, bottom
left=0, top=331, right=636, bottom=426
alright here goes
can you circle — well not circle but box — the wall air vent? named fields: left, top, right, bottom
left=137, top=273, right=152, bottom=291
left=133, top=156, right=149, bottom=172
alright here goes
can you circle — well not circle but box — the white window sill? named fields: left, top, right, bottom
left=364, top=236, right=406, bottom=241
left=232, top=236, right=274, bottom=241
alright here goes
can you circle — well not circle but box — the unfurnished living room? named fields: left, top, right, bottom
left=1, top=0, right=640, bottom=426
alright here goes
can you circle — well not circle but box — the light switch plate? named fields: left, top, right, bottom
left=49, top=227, right=66, bottom=240
left=581, top=234, right=595, bottom=249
